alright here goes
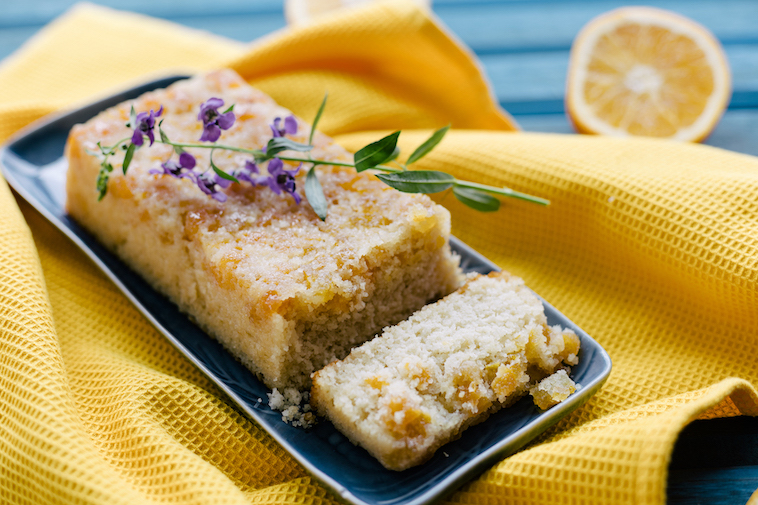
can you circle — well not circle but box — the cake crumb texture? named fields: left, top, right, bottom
left=65, top=69, right=463, bottom=390
left=531, top=369, right=577, bottom=410
left=268, top=388, right=316, bottom=428
left=310, top=272, right=580, bottom=471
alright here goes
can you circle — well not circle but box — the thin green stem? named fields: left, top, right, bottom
left=276, top=156, right=403, bottom=173
left=162, top=140, right=405, bottom=174
left=97, top=137, right=132, bottom=155
left=365, top=164, right=404, bottom=174
left=455, top=180, right=550, bottom=205
left=154, top=140, right=547, bottom=205
left=276, top=156, right=353, bottom=168
left=164, top=140, right=260, bottom=155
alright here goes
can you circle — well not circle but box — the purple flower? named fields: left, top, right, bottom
left=233, top=160, right=260, bottom=185
left=198, top=98, right=235, bottom=142
left=260, top=158, right=301, bottom=204
left=270, top=115, right=298, bottom=138
left=149, top=152, right=196, bottom=177
left=179, top=170, right=227, bottom=202
left=131, top=106, right=163, bottom=146
left=150, top=152, right=227, bottom=202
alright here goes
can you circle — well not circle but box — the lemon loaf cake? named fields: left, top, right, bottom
left=65, top=69, right=463, bottom=389
left=310, top=272, right=580, bottom=471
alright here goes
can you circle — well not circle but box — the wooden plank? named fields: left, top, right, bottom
left=0, top=0, right=284, bottom=25
left=480, top=44, right=758, bottom=105
left=178, top=14, right=286, bottom=43
left=699, top=109, right=758, bottom=155
left=0, top=11, right=286, bottom=63
left=514, top=114, right=574, bottom=134
left=0, top=26, right=37, bottom=63
left=3, top=0, right=757, bottom=48
left=434, top=0, right=758, bottom=51
left=668, top=466, right=758, bottom=505
left=5, top=21, right=757, bottom=106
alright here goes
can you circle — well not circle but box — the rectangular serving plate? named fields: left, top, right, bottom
left=0, top=76, right=611, bottom=505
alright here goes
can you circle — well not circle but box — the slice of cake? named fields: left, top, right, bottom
left=65, top=69, right=463, bottom=389
left=310, top=272, right=580, bottom=471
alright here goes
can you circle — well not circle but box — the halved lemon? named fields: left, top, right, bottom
left=566, top=6, right=731, bottom=142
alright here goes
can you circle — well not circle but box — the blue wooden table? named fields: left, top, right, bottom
left=2, top=1, right=757, bottom=503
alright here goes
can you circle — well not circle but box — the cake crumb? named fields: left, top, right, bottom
left=530, top=369, right=577, bottom=410
left=268, top=388, right=316, bottom=428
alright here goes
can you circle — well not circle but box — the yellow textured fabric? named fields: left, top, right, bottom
left=0, top=2, right=756, bottom=504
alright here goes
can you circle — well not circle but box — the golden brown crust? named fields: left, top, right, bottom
left=66, top=70, right=463, bottom=389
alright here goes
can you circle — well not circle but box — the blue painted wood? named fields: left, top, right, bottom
left=434, top=0, right=758, bottom=52
left=0, top=0, right=284, bottom=26
left=0, top=27, right=36, bottom=62
left=668, top=467, right=758, bottom=505
left=178, top=15, right=286, bottom=43
left=480, top=45, right=758, bottom=105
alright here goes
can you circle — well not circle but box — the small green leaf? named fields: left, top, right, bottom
left=309, top=93, right=328, bottom=146
left=97, top=174, right=108, bottom=200
left=406, top=125, right=449, bottom=165
left=211, top=161, right=239, bottom=183
left=264, top=137, right=314, bottom=159
left=452, top=186, right=500, bottom=212
left=96, top=163, right=113, bottom=201
left=305, top=168, right=328, bottom=221
left=159, top=128, right=169, bottom=144
left=354, top=131, right=401, bottom=172
left=122, top=142, right=135, bottom=174
left=223, top=104, right=235, bottom=114
left=128, top=105, right=137, bottom=129
left=375, top=170, right=454, bottom=193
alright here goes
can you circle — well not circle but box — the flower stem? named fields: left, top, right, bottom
left=164, top=140, right=259, bottom=155
left=96, top=137, right=131, bottom=156
left=454, top=180, right=550, bottom=206
left=276, top=156, right=353, bottom=168
left=277, top=156, right=403, bottom=173
left=153, top=141, right=547, bottom=205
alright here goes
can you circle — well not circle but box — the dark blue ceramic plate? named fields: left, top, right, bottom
left=0, top=76, right=611, bottom=505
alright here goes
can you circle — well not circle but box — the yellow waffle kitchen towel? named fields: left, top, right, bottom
left=1, top=2, right=757, bottom=504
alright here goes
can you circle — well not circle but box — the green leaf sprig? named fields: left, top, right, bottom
left=304, top=93, right=329, bottom=219
left=91, top=95, right=549, bottom=216
left=344, top=125, right=549, bottom=212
